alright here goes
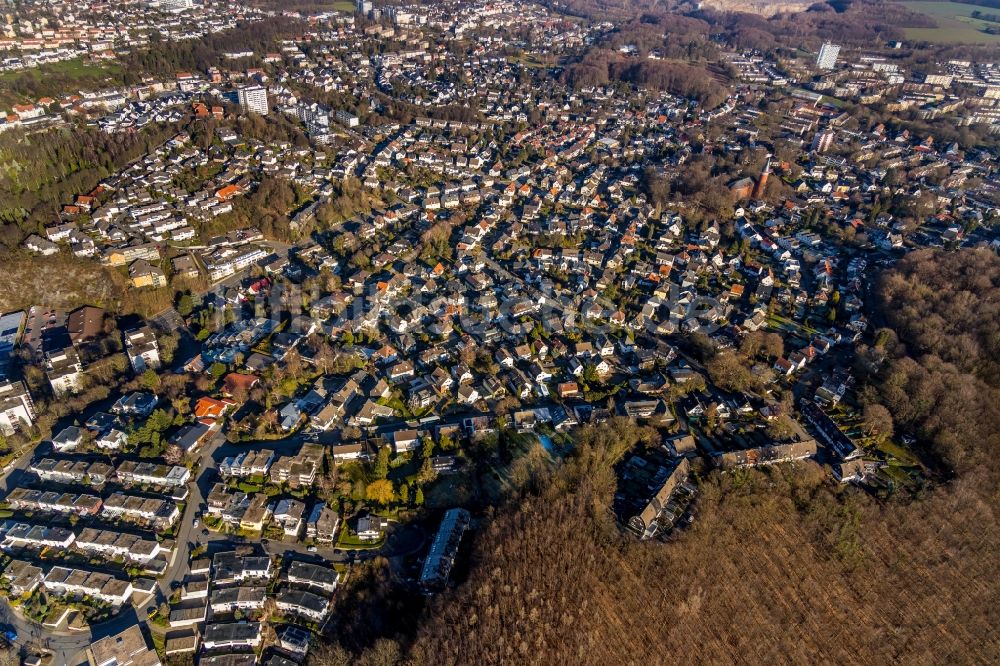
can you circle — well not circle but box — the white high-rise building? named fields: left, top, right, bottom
left=816, top=43, right=841, bottom=71
left=238, top=85, right=269, bottom=116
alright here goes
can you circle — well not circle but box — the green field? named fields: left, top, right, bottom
left=902, top=1, right=1000, bottom=43
left=0, top=57, right=125, bottom=109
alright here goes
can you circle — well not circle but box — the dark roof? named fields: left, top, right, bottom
left=67, top=306, right=104, bottom=344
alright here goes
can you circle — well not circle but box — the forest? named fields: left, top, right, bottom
left=869, top=248, right=1000, bottom=475
left=118, top=18, right=304, bottom=84
left=563, top=50, right=729, bottom=107
left=0, top=123, right=179, bottom=250
left=308, top=249, right=999, bottom=665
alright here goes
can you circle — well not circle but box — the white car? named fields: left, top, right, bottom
left=307, top=546, right=317, bottom=553
left=193, top=519, right=200, bottom=528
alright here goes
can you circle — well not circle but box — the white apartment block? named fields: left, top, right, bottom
left=816, top=43, right=840, bottom=71
left=238, top=85, right=269, bottom=115
left=124, top=326, right=161, bottom=372
left=0, top=380, right=35, bottom=436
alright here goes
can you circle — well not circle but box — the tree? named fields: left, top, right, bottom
left=706, top=352, right=753, bottom=393
left=177, top=292, right=194, bottom=317
left=414, top=486, right=425, bottom=506
left=209, top=362, right=227, bottom=380
left=440, top=432, right=456, bottom=452
left=863, top=403, right=894, bottom=441
left=310, top=642, right=352, bottom=666
left=766, top=414, right=795, bottom=442
left=357, top=638, right=403, bottom=666
left=374, top=445, right=390, bottom=480
left=140, top=368, right=160, bottom=391
left=164, top=443, right=184, bottom=465
left=762, top=333, right=784, bottom=360
left=365, top=479, right=395, bottom=505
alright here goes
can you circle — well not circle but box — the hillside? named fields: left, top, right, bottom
left=390, top=249, right=1000, bottom=665
left=0, top=254, right=126, bottom=314
left=698, top=0, right=812, bottom=17
left=404, top=434, right=997, bottom=665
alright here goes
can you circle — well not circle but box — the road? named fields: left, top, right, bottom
left=0, top=384, right=428, bottom=664
left=0, top=429, right=223, bottom=665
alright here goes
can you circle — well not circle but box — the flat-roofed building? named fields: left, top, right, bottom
left=87, top=625, right=161, bottom=666
left=202, top=621, right=262, bottom=650
left=0, top=380, right=36, bottom=436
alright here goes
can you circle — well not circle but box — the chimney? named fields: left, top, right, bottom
left=752, top=155, right=772, bottom=200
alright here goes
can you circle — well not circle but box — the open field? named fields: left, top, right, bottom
left=0, top=57, right=124, bottom=108
left=901, top=1, right=1000, bottom=43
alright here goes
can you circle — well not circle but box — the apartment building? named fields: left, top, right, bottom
left=0, top=380, right=35, bottom=436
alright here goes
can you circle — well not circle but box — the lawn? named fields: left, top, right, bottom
left=767, top=313, right=817, bottom=338
left=336, top=523, right=385, bottom=549
left=874, top=438, right=922, bottom=468
left=509, top=52, right=548, bottom=69
left=902, top=1, right=1000, bottom=43
left=0, top=57, right=125, bottom=108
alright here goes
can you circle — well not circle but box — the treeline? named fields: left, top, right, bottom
left=954, top=0, right=1000, bottom=10
left=970, top=9, right=1000, bottom=23
left=119, top=17, right=303, bottom=83
left=0, top=122, right=179, bottom=250
left=869, top=248, right=1000, bottom=476
left=398, top=419, right=999, bottom=665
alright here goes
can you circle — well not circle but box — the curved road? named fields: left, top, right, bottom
left=1, top=431, right=427, bottom=664
left=0, top=432, right=217, bottom=664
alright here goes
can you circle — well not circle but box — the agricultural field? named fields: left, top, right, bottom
left=901, top=1, right=1000, bottom=44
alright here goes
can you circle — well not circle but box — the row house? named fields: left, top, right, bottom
left=75, top=527, right=163, bottom=564
left=4, top=489, right=102, bottom=516
left=101, top=492, right=180, bottom=529
left=43, top=566, right=134, bottom=607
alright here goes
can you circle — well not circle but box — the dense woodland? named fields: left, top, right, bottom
left=118, top=18, right=304, bottom=83
left=869, top=248, right=1000, bottom=475
left=307, top=249, right=999, bottom=665
left=0, top=124, right=179, bottom=250
left=563, top=50, right=729, bottom=107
